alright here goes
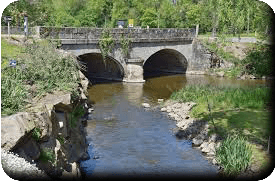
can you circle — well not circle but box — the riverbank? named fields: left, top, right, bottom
left=1, top=37, right=92, bottom=180
left=197, top=36, right=273, bottom=80
left=159, top=84, right=272, bottom=179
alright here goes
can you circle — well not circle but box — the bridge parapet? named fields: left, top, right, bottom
left=37, top=26, right=195, bottom=43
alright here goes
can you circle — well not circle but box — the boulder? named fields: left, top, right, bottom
left=216, top=71, right=225, bottom=77
left=192, top=138, right=204, bottom=146
left=142, top=103, right=150, bottom=108
left=160, top=107, right=167, bottom=112
left=200, top=142, right=208, bottom=150
left=79, top=70, right=90, bottom=93
left=1, top=112, right=36, bottom=150
left=201, top=142, right=216, bottom=154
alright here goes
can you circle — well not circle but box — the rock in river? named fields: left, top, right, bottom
left=142, top=103, right=150, bottom=108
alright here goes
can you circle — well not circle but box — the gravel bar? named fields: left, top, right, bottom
left=1, top=150, right=50, bottom=180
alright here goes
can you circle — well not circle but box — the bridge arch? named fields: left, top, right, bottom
left=143, top=49, right=188, bottom=78
left=77, top=53, right=125, bottom=83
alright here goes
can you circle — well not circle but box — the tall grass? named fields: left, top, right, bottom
left=171, top=85, right=270, bottom=111
left=1, top=39, right=80, bottom=115
left=215, top=135, right=252, bottom=177
left=171, top=84, right=271, bottom=176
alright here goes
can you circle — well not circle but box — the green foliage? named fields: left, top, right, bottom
left=32, top=127, right=41, bottom=141
left=1, top=67, right=28, bottom=115
left=215, top=135, right=252, bottom=177
left=171, top=85, right=271, bottom=111
left=201, top=39, right=240, bottom=66
left=69, top=105, right=85, bottom=128
left=2, top=0, right=273, bottom=38
left=57, top=135, right=65, bottom=144
left=171, top=84, right=272, bottom=145
left=1, top=39, right=80, bottom=115
left=39, top=148, right=55, bottom=163
left=98, top=28, right=115, bottom=61
left=22, top=40, right=80, bottom=95
left=119, top=34, right=131, bottom=58
left=140, top=8, right=158, bottom=28
left=242, top=44, right=272, bottom=77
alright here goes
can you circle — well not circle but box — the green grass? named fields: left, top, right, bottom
left=171, top=84, right=272, bottom=176
left=1, top=38, right=80, bottom=116
left=215, top=135, right=252, bottom=177
left=178, top=82, right=272, bottom=176
left=1, top=39, right=24, bottom=68
left=171, top=85, right=271, bottom=143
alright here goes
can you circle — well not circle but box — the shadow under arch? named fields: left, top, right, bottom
left=143, top=49, right=188, bottom=79
left=77, top=53, right=125, bottom=84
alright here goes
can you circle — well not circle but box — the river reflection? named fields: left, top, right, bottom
left=87, top=74, right=268, bottom=105
left=81, top=74, right=268, bottom=180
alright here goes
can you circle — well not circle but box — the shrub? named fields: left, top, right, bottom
left=32, top=127, right=41, bottom=141
left=215, top=135, right=252, bottom=177
left=242, top=44, right=272, bottom=77
left=39, top=148, right=55, bottom=163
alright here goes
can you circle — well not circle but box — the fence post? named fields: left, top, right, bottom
left=35, top=26, right=40, bottom=38
left=8, top=21, right=10, bottom=38
left=24, top=16, right=28, bottom=37
left=196, top=24, right=199, bottom=37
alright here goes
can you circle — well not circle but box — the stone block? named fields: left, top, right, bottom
left=1, top=112, right=36, bottom=150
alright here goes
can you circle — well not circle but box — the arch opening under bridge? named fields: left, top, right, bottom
left=77, top=53, right=125, bottom=83
left=143, top=49, right=188, bottom=79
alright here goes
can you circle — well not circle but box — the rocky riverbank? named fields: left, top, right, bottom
left=1, top=71, right=92, bottom=180
left=154, top=99, right=270, bottom=180
left=158, top=100, right=222, bottom=167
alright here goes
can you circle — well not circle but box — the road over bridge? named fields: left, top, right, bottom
left=37, top=27, right=210, bottom=82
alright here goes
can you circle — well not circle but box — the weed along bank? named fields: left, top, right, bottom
left=167, top=84, right=272, bottom=179
left=1, top=37, right=92, bottom=180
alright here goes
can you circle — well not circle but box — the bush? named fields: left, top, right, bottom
left=215, top=135, right=252, bottom=177
left=39, top=148, right=55, bottom=163
left=242, top=44, right=272, bottom=77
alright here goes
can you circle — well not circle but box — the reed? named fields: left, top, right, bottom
left=215, top=135, right=252, bottom=177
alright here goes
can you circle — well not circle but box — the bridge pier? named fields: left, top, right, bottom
left=123, top=58, right=145, bottom=83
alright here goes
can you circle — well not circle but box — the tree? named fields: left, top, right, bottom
left=140, top=8, right=158, bottom=28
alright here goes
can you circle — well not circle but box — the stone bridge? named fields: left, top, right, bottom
left=37, top=27, right=209, bottom=82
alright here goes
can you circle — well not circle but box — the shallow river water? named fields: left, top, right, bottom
left=80, top=74, right=268, bottom=180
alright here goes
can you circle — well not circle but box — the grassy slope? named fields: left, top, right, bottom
left=1, top=38, right=80, bottom=116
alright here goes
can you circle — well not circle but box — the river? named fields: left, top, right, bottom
left=80, top=74, right=268, bottom=180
